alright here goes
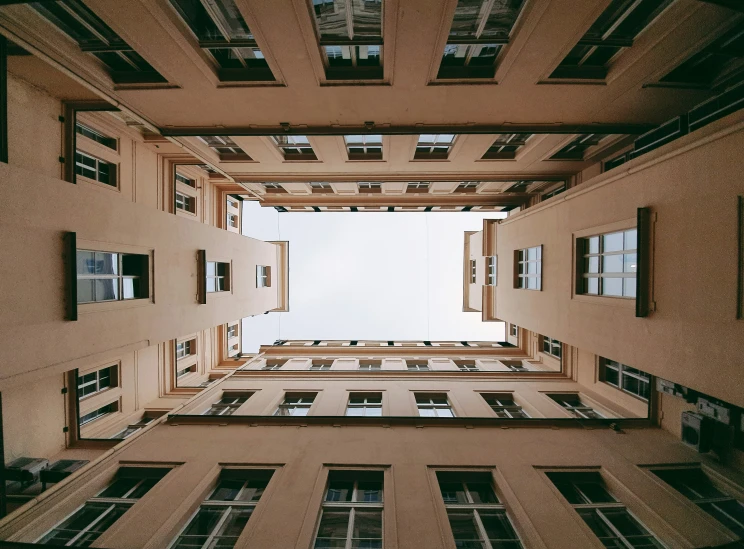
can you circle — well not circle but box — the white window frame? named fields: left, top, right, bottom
left=415, top=394, right=455, bottom=417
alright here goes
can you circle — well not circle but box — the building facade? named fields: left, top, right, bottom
left=0, top=0, right=744, bottom=548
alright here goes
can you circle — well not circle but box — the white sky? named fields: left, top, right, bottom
left=241, top=201, right=506, bottom=352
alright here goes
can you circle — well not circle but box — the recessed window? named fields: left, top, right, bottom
left=75, top=150, right=115, bottom=186
left=111, top=413, right=157, bottom=440
left=76, top=250, right=149, bottom=303
left=406, top=182, right=430, bottom=192
left=262, top=362, right=283, bottom=370
left=170, top=469, right=273, bottom=549
left=651, top=467, right=744, bottom=537
left=600, top=359, right=650, bottom=400
left=262, top=182, right=286, bottom=193
left=550, top=134, right=609, bottom=160
left=438, top=0, right=526, bottom=80
left=75, top=122, right=116, bottom=150
left=31, top=2, right=166, bottom=84
left=39, top=467, right=170, bottom=546
left=314, top=470, right=384, bottom=548
left=548, top=394, right=603, bottom=419
left=542, top=184, right=566, bottom=200
left=256, top=265, right=270, bottom=287
left=509, top=324, right=518, bottom=337
left=346, top=393, right=382, bottom=416
left=175, top=192, right=196, bottom=214
left=456, top=362, right=479, bottom=372
left=482, top=134, right=531, bottom=159
left=175, top=172, right=195, bottom=188
left=482, top=394, right=529, bottom=418
left=273, top=135, right=317, bottom=160
left=541, top=336, right=561, bottom=359
left=578, top=228, right=637, bottom=298
left=310, top=363, right=332, bottom=371
left=436, top=471, right=524, bottom=547
left=227, top=212, right=238, bottom=228
left=176, top=364, right=196, bottom=378
left=549, top=0, right=673, bottom=81
left=414, top=135, right=455, bottom=159
left=547, top=471, right=665, bottom=548
left=359, top=362, right=381, bottom=371
left=310, top=182, right=334, bottom=193
left=176, top=339, right=196, bottom=360
left=170, top=0, right=275, bottom=82
left=486, top=256, right=496, bottom=286
left=501, top=360, right=527, bottom=372
left=206, top=261, right=230, bottom=293
left=80, top=402, right=119, bottom=426
left=407, top=362, right=430, bottom=371
left=415, top=394, right=454, bottom=417
left=359, top=182, right=382, bottom=193
left=470, top=260, right=477, bottom=283
left=203, top=394, right=251, bottom=416
left=345, top=135, right=383, bottom=160
left=275, top=393, right=316, bottom=416
left=198, top=136, right=252, bottom=161
left=311, top=0, right=383, bottom=81
left=515, top=246, right=541, bottom=290
left=78, top=366, right=116, bottom=399
left=227, top=324, right=238, bottom=339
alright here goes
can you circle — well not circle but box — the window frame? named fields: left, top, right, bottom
left=413, top=134, right=456, bottom=160
left=75, top=122, right=117, bottom=151
left=77, top=365, right=118, bottom=400
left=346, top=392, right=383, bottom=416
left=486, top=256, right=496, bottom=286
left=547, top=393, right=605, bottom=419
left=577, top=227, right=638, bottom=300
left=76, top=249, right=150, bottom=305
left=202, top=393, right=251, bottom=416
left=415, top=393, right=455, bottom=417
left=75, top=149, right=117, bottom=188
left=274, top=393, right=317, bottom=416
left=470, top=259, right=477, bottom=284
left=481, top=393, right=529, bottom=418
left=206, top=261, right=231, bottom=293
left=256, top=265, right=270, bottom=288
left=345, top=135, right=383, bottom=160
left=599, top=358, right=651, bottom=401
left=272, top=135, right=317, bottom=161
left=514, top=245, right=542, bottom=290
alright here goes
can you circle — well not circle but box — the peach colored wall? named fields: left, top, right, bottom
left=493, top=115, right=744, bottom=408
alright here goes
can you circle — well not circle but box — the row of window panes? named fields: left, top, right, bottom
left=42, top=464, right=735, bottom=549
left=259, top=360, right=532, bottom=371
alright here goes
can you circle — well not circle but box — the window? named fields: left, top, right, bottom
left=456, top=182, right=479, bottom=192
left=273, top=135, right=317, bottom=160
left=416, top=394, right=454, bottom=417
left=406, top=182, right=430, bottom=192
left=346, top=393, right=382, bottom=416
left=407, top=362, right=430, bottom=371
left=651, top=467, right=744, bottom=537
left=170, top=469, right=273, bottom=549
left=169, top=0, right=274, bottom=82
left=275, top=393, right=316, bottom=416
left=359, top=182, right=382, bottom=192
left=198, top=136, right=252, bottom=161
left=542, top=184, right=566, bottom=200
left=39, top=467, right=170, bottom=546
left=32, top=2, right=166, bottom=84
left=77, top=366, right=116, bottom=398
left=310, top=363, right=332, bottom=371
left=470, top=260, right=477, bottom=283
left=175, top=192, right=196, bottom=214
left=438, top=0, right=526, bottom=80
left=548, top=394, right=603, bottom=419
left=359, top=363, right=381, bottom=371
left=579, top=228, right=637, bottom=298
left=262, top=182, right=285, bottom=192
left=414, top=134, right=456, bottom=159
left=541, top=336, right=561, bottom=359
left=501, top=360, right=527, bottom=372
left=345, top=135, right=383, bottom=160
left=256, top=265, right=269, bottom=287
left=227, top=324, right=238, bottom=339
left=550, top=134, right=609, bottom=160
left=547, top=471, right=664, bottom=548
left=75, top=150, right=115, bottom=186
left=456, top=362, right=479, bottom=372
left=313, top=470, right=383, bottom=548
left=80, top=402, right=118, bottom=426
left=175, top=172, right=195, bottom=187
left=549, top=0, right=672, bottom=80
left=112, top=414, right=157, bottom=439
left=262, top=363, right=283, bottom=370
left=176, top=339, right=196, bottom=360
left=600, top=359, right=651, bottom=400
left=75, top=122, right=116, bottom=150
left=482, top=134, right=531, bottom=159
left=482, top=394, right=529, bottom=418
left=437, top=471, right=523, bottom=548
left=515, top=246, right=541, bottom=290
left=311, top=0, right=383, bottom=81
left=76, top=250, right=149, bottom=303
left=206, top=261, right=230, bottom=292
left=227, top=213, right=238, bottom=229
left=203, top=394, right=250, bottom=416
left=509, top=324, right=518, bottom=337
left=177, top=365, right=196, bottom=378
left=486, top=256, right=496, bottom=286
left=310, top=182, right=334, bottom=193
left=657, top=22, right=744, bottom=90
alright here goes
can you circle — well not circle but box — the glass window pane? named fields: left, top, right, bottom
left=326, top=482, right=354, bottom=501
left=699, top=500, right=744, bottom=537
left=439, top=482, right=469, bottom=504
left=352, top=510, right=382, bottom=539
left=215, top=507, right=252, bottom=538
left=623, top=254, right=637, bottom=273
left=480, top=511, right=518, bottom=541
left=602, top=254, right=623, bottom=273
left=624, top=229, right=637, bottom=250
left=95, top=252, right=118, bottom=275
left=180, top=508, right=224, bottom=537
left=624, top=278, right=636, bottom=298
left=77, top=279, right=95, bottom=303
left=603, top=232, right=624, bottom=253
left=586, top=277, right=599, bottom=294
left=210, top=480, right=245, bottom=501
left=468, top=482, right=498, bottom=504
left=602, top=278, right=623, bottom=296
left=316, top=510, right=351, bottom=539
left=95, top=279, right=119, bottom=301
left=588, top=236, right=600, bottom=254
left=587, top=256, right=599, bottom=273
left=447, top=510, right=482, bottom=541
left=77, top=251, right=95, bottom=274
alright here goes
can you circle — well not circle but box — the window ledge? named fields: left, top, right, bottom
left=78, top=298, right=152, bottom=315
left=572, top=293, right=636, bottom=309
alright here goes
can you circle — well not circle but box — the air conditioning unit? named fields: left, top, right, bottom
left=5, top=457, right=49, bottom=484
left=40, top=460, right=89, bottom=489
left=681, top=412, right=712, bottom=453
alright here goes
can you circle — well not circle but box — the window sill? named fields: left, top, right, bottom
left=571, top=293, right=636, bottom=309
left=78, top=298, right=152, bottom=315
left=76, top=174, right=120, bottom=192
